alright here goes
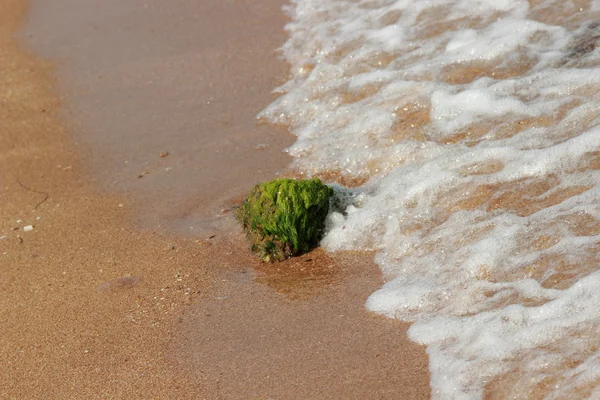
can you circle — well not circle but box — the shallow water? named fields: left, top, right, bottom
left=22, top=0, right=293, bottom=236
left=261, top=0, right=600, bottom=398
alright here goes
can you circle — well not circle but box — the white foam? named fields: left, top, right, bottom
left=430, top=89, right=530, bottom=132
left=262, top=0, right=600, bottom=398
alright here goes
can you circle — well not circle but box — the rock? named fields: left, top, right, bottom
left=236, top=178, right=333, bottom=262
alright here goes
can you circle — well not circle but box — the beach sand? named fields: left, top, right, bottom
left=0, top=0, right=430, bottom=398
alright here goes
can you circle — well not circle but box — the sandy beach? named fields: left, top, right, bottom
left=1, top=0, right=430, bottom=398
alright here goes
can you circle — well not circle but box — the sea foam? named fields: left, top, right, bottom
left=260, top=0, right=600, bottom=398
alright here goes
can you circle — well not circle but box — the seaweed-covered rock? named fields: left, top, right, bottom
left=237, top=178, right=333, bottom=262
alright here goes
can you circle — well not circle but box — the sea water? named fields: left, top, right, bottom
left=260, top=0, right=600, bottom=398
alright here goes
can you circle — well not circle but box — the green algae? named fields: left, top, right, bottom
left=237, top=178, right=334, bottom=262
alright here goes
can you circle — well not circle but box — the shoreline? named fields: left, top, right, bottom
left=1, top=0, right=431, bottom=398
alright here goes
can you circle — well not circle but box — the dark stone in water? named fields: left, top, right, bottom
left=561, top=22, right=600, bottom=66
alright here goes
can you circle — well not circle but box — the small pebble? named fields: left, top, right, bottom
left=23, top=225, right=34, bottom=232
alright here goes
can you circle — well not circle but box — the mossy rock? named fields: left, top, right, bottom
left=237, top=178, right=333, bottom=262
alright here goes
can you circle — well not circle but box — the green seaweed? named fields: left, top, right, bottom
left=237, top=178, right=334, bottom=262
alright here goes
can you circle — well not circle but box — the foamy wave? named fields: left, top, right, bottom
left=261, top=0, right=600, bottom=398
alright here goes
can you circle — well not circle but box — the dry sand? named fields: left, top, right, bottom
left=0, top=0, right=430, bottom=398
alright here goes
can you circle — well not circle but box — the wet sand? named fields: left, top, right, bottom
left=1, top=0, right=430, bottom=398
left=22, top=0, right=295, bottom=236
